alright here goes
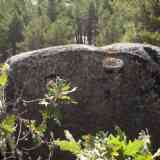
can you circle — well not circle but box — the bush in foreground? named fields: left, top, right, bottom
left=56, top=126, right=160, bottom=160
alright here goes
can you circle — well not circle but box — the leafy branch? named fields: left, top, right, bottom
left=56, top=127, right=160, bottom=160
left=0, top=63, right=77, bottom=160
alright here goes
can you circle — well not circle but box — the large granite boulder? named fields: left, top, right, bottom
left=6, top=43, right=160, bottom=149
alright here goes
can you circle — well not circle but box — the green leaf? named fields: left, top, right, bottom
left=135, top=154, right=153, bottom=160
left=62, top=87, right=77, bottom=95
left=0, top=72, right=7, bottom=87
left=55, top=140, right=81, bottom=155
left=2, top=63, right=9, bottom=71
left=0, top=115, right=16, bottom=135
left=107, top=135, right=126, bottom=158
left=59, top=95, right=71, bottom=101
left=0, top=63, right=9, bottom=87
left=62, top=84, right=71, bottom=91
left=124, top=140, right=144, bottom=156
left=107, top=135, right=126, bottom=150
left=30, top=120, right=46, bottom=136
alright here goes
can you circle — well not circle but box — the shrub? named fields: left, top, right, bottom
left=56, top=127, right=160, bottom=160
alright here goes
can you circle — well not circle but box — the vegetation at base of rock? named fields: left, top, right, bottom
left=56, top=127, right=160, bottom=160
left=0, top=63, right=77, bottom=159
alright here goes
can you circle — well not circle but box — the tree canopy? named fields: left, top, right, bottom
left=0, top=0, right=159, bottom=57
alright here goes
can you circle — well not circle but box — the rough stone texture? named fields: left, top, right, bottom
left=0, top=51, right=11, bottom=64
left=5, top=43, right=160, bottom=152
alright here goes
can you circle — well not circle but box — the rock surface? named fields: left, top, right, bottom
left=6, top=43, right=160, bottom=152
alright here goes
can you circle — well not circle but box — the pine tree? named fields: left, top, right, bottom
left=47, top=0, right=57, bottom=22
left=8, top=12, right=24, bottom=55
left=123, top=0, right=160, bottom=45
left=87, top=1, right=97, bottom=45
left=137, top=0, right=160, bottom=45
